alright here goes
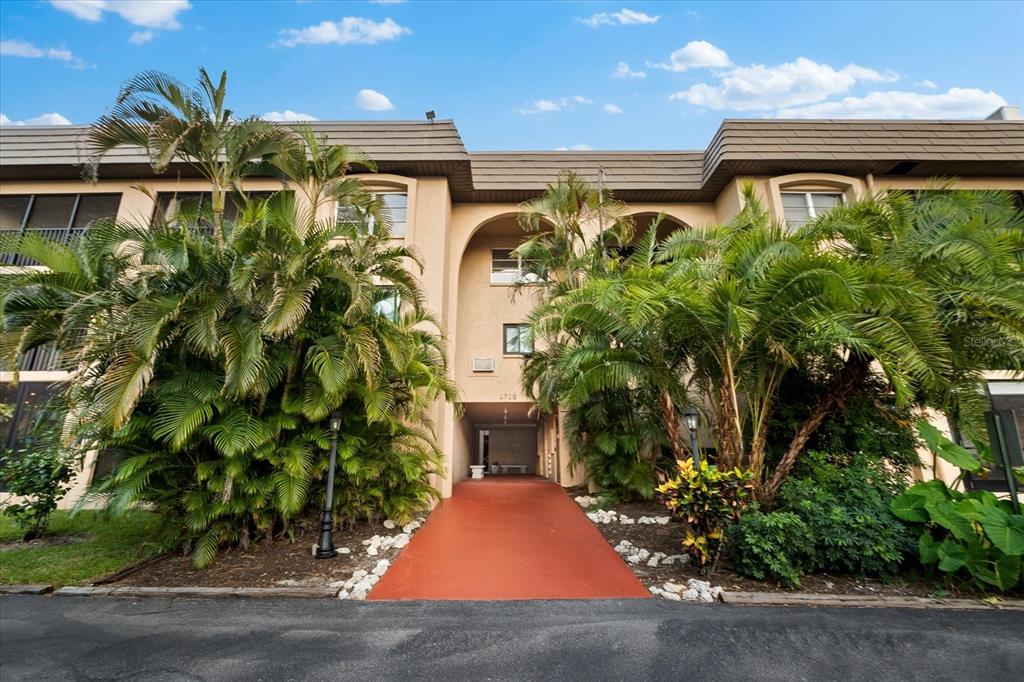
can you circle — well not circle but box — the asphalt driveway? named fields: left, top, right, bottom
left=1, top=595, right=1021, bottom=681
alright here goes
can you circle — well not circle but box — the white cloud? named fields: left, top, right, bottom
left=277, top=17, right=410, bottom=47
left=671, top=57, right=900, bottom=111
left=581, top=8, right=659, bottom=27
left=518, top=95, right=593, bottom=114
left=128, top=30, right=154, bottom=45
left=50, top=1, right=191, bottom=29
left=648, top=40, right=730, bottom=72
left=0, top=39, right=85, bottom=67
left=612, top=61, right=646, bottom=79
left=355, top=89, right=394, bottom=111
left=776, top=87, right=1007, bottom=119
left=0, top=112, right=73, bottom=126
left=554, top=143, right=594, bottom=151
left=916, top=79, right=938, bottom=89
left=261, top=110, right=318, bottom=122
left=603, top=103, right=623, bottom=114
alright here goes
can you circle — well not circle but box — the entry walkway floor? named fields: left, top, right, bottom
left=369, top=477, right=651, bottom=600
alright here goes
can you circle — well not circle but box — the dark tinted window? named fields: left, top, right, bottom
left=0, top=196, right=30, bottom=230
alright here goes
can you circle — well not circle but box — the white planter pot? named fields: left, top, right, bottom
left=469, top=465, right=485, bottom=479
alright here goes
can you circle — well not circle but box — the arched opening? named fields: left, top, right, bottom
left=449, top=212, right=560, bottom=485
left=613, top=212, right=690, bottom=259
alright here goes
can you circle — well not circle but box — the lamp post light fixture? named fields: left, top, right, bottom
left=315, top=411, right=343, bottom=559
left=683, top=406, right=702, bottom=469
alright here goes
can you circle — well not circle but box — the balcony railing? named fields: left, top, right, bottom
left=1, top=227, right=88, bottom=266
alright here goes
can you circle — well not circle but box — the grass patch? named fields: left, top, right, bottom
left=0, top=510, right=168, bottom=586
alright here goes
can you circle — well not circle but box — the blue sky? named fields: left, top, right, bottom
left=1, top=1, right=1022, bottom=150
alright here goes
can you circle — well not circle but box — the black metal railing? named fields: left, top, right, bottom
left=1, top=227, right=88, bottom=266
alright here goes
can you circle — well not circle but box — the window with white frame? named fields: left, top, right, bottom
left=503, top=324, right=533, bottom=355
left=490, top=248, right=541, bottom=285
left=780, top=192, right=844, bottom=229
left=336, top=192, right=407, bottom=237
left=373, top=287, right=401, bottom=322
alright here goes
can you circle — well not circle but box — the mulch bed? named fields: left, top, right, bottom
left=586, top=498, right=1015, bottom=599
left=113, top=517, right=418, bottom=588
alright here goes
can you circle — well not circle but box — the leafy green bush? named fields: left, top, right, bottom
left=728, top=453, right=914, bottom=585
left=776, top=453, right=915, bottom=576
left=656, top=459, right=754, bottom=567
left=891, top=422, right=1023, bottom=592
left=727, top=510, right=811, bottom=587
left=0, top=425, right=76, bottom=540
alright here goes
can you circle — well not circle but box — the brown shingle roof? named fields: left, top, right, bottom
left=468, top=152, right=705, bottom=202
left=703, top=119, right=1024, bottom=193
left=1, top=118, right=1021, bottom=200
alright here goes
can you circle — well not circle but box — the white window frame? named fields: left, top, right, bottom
left=781, top=191, right=845, bottom=229
left=336, top=191, right=407, bottom=238
left=490, top=248, right=541, bottom=285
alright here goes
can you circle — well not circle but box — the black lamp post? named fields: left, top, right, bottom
left=683, top=406, right=702, bottom=469
left=315, top=411, right=343, bottom=559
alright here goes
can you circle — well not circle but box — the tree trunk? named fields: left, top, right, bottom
left=747, top=402, right=772, bottom=482
left=660, top=390, right=687, bottom=461
left=715, top=379, right=743, bottom=470
left=762, top=354, right=871, bottom=499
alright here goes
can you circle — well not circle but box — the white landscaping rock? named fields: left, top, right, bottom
left=402, top=520, right=421, bottom=533
left=352, top=570, right=368, bottom=579
left=681, top=589, right=700, bottom=601
left=383, top=519, right=397, bottom=530
left=637, top=549, right=650, bottom=561
left=656, top=516, right=670, bottom=525
left=366, top=545, right=378, bottom=556
left=662, top=582, right=684, bottom=594
left=372, top=559, right=391, bottom=576
left=337, top=589, right=350, bottom=600
left=626, top=554, right=642, bottom=565
left=662, top=591, right=682, bottom=601
left=336, top=547, right=351, bottom=555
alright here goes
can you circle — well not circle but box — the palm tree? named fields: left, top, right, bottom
left=2, top=72, right=457, bottom=566
left=767, top=187, right=1024, bottom=494
left=86, top=68, right=289, bottom=244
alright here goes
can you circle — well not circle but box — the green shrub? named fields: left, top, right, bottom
left=657, top=459, right=754, bottom=567
left=776, top=453, right=915, bottom=576
left=727, top=452, right=914, bottom=585
left=891, top=422, right=1023, bottom=592
left=728, top=510, right=811, bottom=587
left=0, top=425, right=77, bottom=540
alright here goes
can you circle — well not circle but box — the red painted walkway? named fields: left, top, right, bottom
left=368, top=477, right=651, bottom=601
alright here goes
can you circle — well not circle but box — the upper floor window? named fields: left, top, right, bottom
left=1, top=193, right=121, bottom=265
left=490, top=248, right=541, bottom=285
left=781, top=192, right=844, bottom=229
left=337, top=192, right=407, bottom=238
left=155, top=191, right=277, bottom=224
left=503, top=324, right=533, bottom=355
left=373, top=287, right=401, bottom=322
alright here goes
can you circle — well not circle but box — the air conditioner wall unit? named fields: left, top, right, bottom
left=472, top=357, right=495, bottom=372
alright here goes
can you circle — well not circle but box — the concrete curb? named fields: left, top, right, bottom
left=720, top=590, right=1024, bottom=611
left=54, top=586, right=339, bottom=599
left=0, top=584, right=54, bottom=595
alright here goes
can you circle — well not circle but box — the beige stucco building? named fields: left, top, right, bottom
left=2, top=110, right=1023, bottom=503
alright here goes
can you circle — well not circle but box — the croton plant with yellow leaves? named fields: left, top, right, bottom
left=656, top=459, right=755, bottom=568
